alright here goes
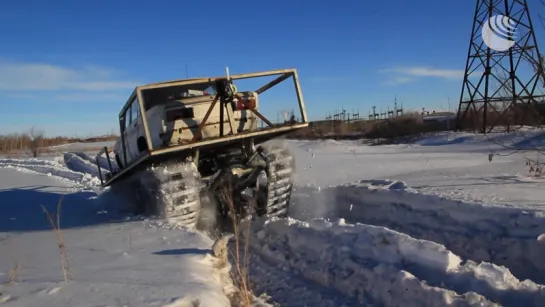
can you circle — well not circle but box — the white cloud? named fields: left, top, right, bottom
left=383, top=77, right=415, bottom=85
left=380, top=66, right=465, bottom=83
left=0, top=61, right=138, bottom=91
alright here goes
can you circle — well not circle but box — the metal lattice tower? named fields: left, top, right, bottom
left=456, top=0, right=545, bottom=133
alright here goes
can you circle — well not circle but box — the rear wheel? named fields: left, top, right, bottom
left=255, top=144, right=295, bottom=218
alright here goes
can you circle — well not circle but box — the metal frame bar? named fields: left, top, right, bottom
left=136, top=69, right=306, bottom=120
left=247, top=107, right=274, bottom=127
left=192, top=94, right=220, bottom=142
left=291, top=69, right=308, bottom=122
left=136, top=89, right=153, bottom=151
left=119, top=90, right=137, bottom=118
left=255, top=73, right=291, bottom=94
left=137, top=68, right=297, bottom=91
left=103, top=153, right=150, bottom=186
left=149, top=123, right=308, bottom=157
left=225, top=100, right=237, bottom=133
left=95, top=146, right=115, bottom=185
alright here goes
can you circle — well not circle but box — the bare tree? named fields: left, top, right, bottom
left=27, top=127, right=45, bottom=158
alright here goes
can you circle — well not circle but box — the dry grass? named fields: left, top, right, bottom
left=219, top=182, right=253, bottom=307
left=526, top=156, right=545, bottom=177
left=8, top=263, right=20, bottom=286
left=0, top=131, right=117, bottom=157
left=4, top=236, right=21, bottom=286
left=289, top=105, right=545, bottom=141
left=41, top=195, right=73, bottom=283
left=287, top=112, right=443, bottom=141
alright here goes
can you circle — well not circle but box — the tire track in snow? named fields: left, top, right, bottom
left=242, top=250, right=362, bottom=307
left=289, top=180, right=545, bottom=285
left=242, top=217, right=525, bottom=307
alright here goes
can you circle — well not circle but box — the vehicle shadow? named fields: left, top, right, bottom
left=152, top=248, right=211, bottom=256
left=0, top=186, right=125, bottom=233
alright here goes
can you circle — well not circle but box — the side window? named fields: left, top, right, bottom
left=130, top=98, right=140, bottom=125
left=123, top=109, right=130, bottom=130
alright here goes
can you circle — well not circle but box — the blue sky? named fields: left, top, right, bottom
left=0, top=0, right=543, bottom=137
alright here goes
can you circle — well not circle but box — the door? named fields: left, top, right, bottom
left=125, top=98, right=140, bottom=163
left=121, top=109, right=133, bottom=166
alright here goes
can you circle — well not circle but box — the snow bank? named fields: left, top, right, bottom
left=0, top=158, right=101, bottom=188
left=0, top=152, right=118, bottom=190
left=63, top=153, right=104, bottom=179
left=72, top=151, right=119, bottom=172
left=248, top=217, right=545, bottom=306
left=409, top=129, right=545, bottom=152
left=290, top=180, right=545, bottom=285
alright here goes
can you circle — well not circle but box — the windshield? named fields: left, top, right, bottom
left=141, top=83, right=217, bottom=111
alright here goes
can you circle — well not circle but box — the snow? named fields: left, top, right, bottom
left=247, top=217, right=545, bottom=306
left=0, top=141, right=117, bottom=160
left=2, top=129, right=545, bottom=306
left=0, top=166, right=231, bottom=306
left=245, top=130, right=545, bottom=306
left=0, top=158, right=103, bottom=188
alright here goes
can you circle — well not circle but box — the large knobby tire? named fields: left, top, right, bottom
left=133, top=160, right=202, bottom=228
left=255, top=144, right=295, bottom=218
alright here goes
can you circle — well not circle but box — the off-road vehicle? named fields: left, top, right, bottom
left=95, top=68, right=309, bottom=230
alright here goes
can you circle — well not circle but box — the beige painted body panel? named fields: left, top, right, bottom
left=162, top=91, right=259, bottom=146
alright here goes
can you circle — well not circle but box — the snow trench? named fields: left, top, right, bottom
left=0, top=157, right=102, bottom=188
left=0, top=152, right=119, bottom=191
left=63, top=153, right=104, bottom=179
left=71, top=151, right=119, bottom=172
left=247, top=217, right=545, bottom=307
left=289, top=180, right=545, bottom=285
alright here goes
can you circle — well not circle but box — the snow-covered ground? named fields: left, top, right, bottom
left=0, top=157, right=232, bottom=306
left=1, top=129, right=545, bottom=306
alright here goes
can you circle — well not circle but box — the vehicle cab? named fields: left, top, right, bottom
left=113, top=84, right=259, bottom=169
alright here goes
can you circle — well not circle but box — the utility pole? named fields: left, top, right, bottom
left=456, top=0, right=545, bottom=133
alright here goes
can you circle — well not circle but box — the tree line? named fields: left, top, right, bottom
left=0, top=128, right=117, bottom=157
